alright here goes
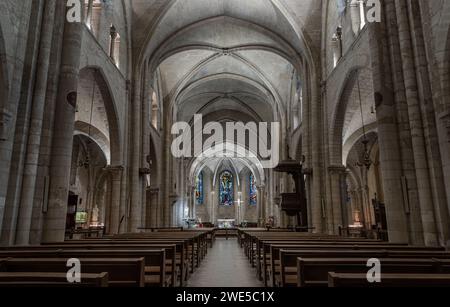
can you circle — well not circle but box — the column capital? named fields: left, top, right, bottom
left=328, top=165, right=347, bottom=174
left=139, top=167, right=151, bottom=175
left=147, top=186, right=160, bottom=194
left=104, top=165, right=124, bottom=174
left=303, top=168, right=313, bottom=175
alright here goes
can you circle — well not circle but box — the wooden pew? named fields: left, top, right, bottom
left=276, top=249, right=450, bottom=287
left=297, top=258, right=450, bottom=287
left=257, top=240, right=410, bottom=284
left=112, top=231, right=206, bottom=273
left=240, top=229, right=388, bottom=281
left=0, top=258, right=144, bottom=287
left=0, top=249, right=168, bottom=287
left=42, top=230, right=212, bottom=285
left=328, top=272, right=450, bottom=287
left=246, top=232, right=379, bottom=268
left=264, top=243, right=442, bottom=286
left=114, top=236, right=195, bottom=276
left=61, top=233, right=202, bottom=281
left=29, top=243, right=179, bottom=287
left=0, top=272, right=109, bottom=287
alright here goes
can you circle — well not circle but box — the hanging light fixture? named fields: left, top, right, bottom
left=356, top=75, right=373, bottom=170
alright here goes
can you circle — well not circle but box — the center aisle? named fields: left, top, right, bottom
left=187, top=238, right=264, bottom=287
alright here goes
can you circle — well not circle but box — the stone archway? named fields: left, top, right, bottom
left=78, top=67, right=122, bottom=166
left=69, top=67, right=123, bottom=234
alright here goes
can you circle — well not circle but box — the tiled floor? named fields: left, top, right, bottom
left=186, top=238, right=264, bottom=287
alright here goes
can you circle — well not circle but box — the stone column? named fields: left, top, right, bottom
left=105, top=166, right=123, bottom=234
left=13, top=0, right=57, bottom=245
left=393, top=0, right=438, bottom=246
left=328, top=165, right=346, bottom=234
left=257, top=186, right=265, bottom=227
left=367, top=5, right=410, bottom=244
left=148, top=187, right=155, bottom=228
left=348, top=190, right=356, bottom=225
left=0, top=0, right=34, bottom=244
left=211, top=191, right=216, bottom=225
left=141, top=67, right=151, bottom=229
left=310, top=74, right=324, bottom=234
left=407, top=0, right=449, bottom=245
left=129, top=70, right=142, bottom=232
left=189, top=185, right=195, bottom=220
left=119, top=80, right=131, bottom=233
left=161, top=109, right=171, bottom=227
left=42, top=7, right=84, bottom=243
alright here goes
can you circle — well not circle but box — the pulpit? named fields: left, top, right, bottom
left=274, top=159, right=308, bottom=230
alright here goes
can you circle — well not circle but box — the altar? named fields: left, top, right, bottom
left=217, top=219, right=236, bottom=229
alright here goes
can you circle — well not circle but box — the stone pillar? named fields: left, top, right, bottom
left=347, top=190, right=356, bottom=225
left=257, top=186, right=265, bottom=227
left=141, top=68, right=151, bottom=229
left=148, top=187, right=157, bottom=228
left=211, top=191, right=216, bottom=225
left=361, top=184, right=372, bottom=229
left=42, top=7, right=84, bottom=243
left=380, top=0, right=424, bottom=245
left=328, top=165, right=346, bottom=234
left=119, top=80, right=131, bottom=233
left=393, top=0, right=438, bottom=246
left=367, top=4, right=411, bottom=244
left=12, top=0, right=57, bottom=245
left=129, top=71, right=142, bottom=232
left=105, top=166, right=123, bottom=234
left=161, top=110, right=170, bottom=227
left=0, top=0, right=34, bottom=244
left=407, top=0, right=449, bottom=245
left=189, top=185, right=195, bottom=220
left=311, top=75, right=324, bottom=233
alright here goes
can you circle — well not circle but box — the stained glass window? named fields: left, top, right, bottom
left=219, top=171, right=234, bottom=206
left=195, top=172, right=204, bottom=205
left=249, top=174, right=257, bottom=206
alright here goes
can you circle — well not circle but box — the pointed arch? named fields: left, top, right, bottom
left=78, top=66, right=122, bottom=166
left=330, top=68, right=363, bottom=165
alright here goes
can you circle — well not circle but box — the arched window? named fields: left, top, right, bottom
left=195, top=172, right=204, bottom=205
left=249, top=174, right=257, bottom=206
left=151, top=91, right=159, bottom=129
left=219, top=171, right=234, bottom=206
left=109, top=25, right=120, bottom=68
left=84, top=0, right=102, bottom=37
left=350, top=0, right=367, bottom=35
left=332, top=27, right=342, bottom=68
left=292, top=77, right=303, bottom=130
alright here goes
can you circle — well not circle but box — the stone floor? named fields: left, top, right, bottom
left=186, top=238, right=264, bottom=287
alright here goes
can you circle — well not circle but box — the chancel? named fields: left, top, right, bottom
left=0, top=0, right=449, bottom=289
